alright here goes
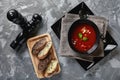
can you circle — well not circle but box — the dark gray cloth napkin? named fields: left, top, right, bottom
left=59, top=13, right=108, bottom=62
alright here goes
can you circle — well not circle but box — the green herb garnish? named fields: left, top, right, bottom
left=83, top=37, right=88, bottom=41
left=78, top=33, right=83, bottom=39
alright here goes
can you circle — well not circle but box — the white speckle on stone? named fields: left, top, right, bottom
left=0, top=2, right=2, bottom=6
left=22, top=12, right=30, bottom=17
left=9, top=66, right=16, bottom=77
left=0, top=38, right=7, bottom=48
left=10, top=0, right=16, bottom=6
left=95, top=72, right=101, bottom=78
left=33, top=1, right=38, bottom=7
left=26, top=75, right=29, bottom=78
left=6, top=55, right=11, bottom=58
left=20, top=5, right=28, bottom=9
left=118, top=15, right=120, bottom=27
left=23, top=52, right=29, bottom=58
left=109, top=59, right=120, bottom=68
left=59, top=57, right=68, bottom=67
left=104, top=44, right=116, bottom=50
left=86, top=0, right=91, bottom=5
left=68, top=0, right=79, bottom=8
left=20, top=3, right=34, bottom=10
left=5, top=32, right=11, bottom=36
left=58, top=0, right=65, bottom=9
left=83, top=72, right=90, bottom=78
left=44, top=9, right=57, bottom=33
left=42, top=0, right=49, bottom=8
left=10, top=25, right=19, bottom=31
left=7, top=54, right=16, bottom=77
left=0, top=25, right=4, bottom=32
left=0, top=70, right=3, bottom=77
left=7, top=53, right=16, bottom=59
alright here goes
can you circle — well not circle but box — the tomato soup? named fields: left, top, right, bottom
left=70, top=24, right=96, bottom=52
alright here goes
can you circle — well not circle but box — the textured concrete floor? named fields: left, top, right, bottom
left=0, top=0, right=120, bottom=80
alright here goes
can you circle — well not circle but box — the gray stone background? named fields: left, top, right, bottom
left=0, top=0, right=120, bottom=80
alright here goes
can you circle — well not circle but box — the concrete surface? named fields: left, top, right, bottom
left=0, top=0, right=120, bottom=80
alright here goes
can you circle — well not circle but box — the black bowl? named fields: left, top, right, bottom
left=68, top=19, right=100, bottom=54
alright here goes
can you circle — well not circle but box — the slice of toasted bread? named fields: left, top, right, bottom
left=38, top=53, right=52, bottom=73
left=44, top=60, right=58, bottom=77
left=38, top=41, right=52, bottom=59
left=44, top=63, right=59, bottom=78
left=32, top=38, right=47, bottom=55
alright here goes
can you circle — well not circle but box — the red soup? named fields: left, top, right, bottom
left=71, top=24, right=96, bottom=53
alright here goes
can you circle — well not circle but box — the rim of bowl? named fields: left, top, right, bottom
left=68, top=19, right=100, bottom=54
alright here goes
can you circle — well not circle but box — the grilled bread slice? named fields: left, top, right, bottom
left=44, top=60, right=58, bottom=77
left=32, top=38, right=47, bottom=55
left=38, top=41, right=52, bottom=59
left=38, top=53, right=52, bottom=73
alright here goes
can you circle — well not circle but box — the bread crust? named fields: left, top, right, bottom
left=38, top=53, right=52, bottom=73
left=44, top=60, right=58, bottom=77
left=32, top=38, right=47, bottom=55
left=38, top=41, right=52, bottom=59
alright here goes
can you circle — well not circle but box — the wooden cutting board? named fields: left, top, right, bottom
left=27, top=33, right=61, bottom=78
